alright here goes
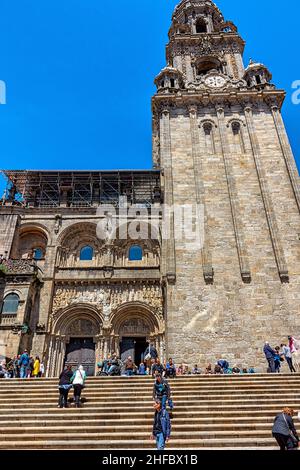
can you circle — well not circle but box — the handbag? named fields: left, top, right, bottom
left=282, top=413, right=299, bottom=447
left=145, top=344, right=151, bottom=361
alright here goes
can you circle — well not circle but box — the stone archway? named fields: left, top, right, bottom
left=109, top=302, right=165, bottom=364
left=47, top=305, right=103, bottom=377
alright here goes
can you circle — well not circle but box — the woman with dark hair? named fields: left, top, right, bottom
left=58, top=365, right=73, bottom=408
left=272, top=407, right=299, bottom=450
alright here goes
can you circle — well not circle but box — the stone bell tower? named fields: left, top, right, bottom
left=152, top=0, right=300, bottom=367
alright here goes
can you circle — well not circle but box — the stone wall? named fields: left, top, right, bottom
left=162, top=102, right=300, bottom=370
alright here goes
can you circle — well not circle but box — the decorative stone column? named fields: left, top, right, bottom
left=269, top=102, right=300, bottom=214
left=46, top=335, right=55, bottom=377
left=216, top=104, right=251, bottom=283
left=57, top=336, right=66, bottom=375
left=160, top=108, right=176, bottom=283
left=189, top=105, right=214, bottom=284
left=244, top=103, right=289, bottom=283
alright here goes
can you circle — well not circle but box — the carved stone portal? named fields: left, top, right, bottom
left=66, top=319, right=98, bottom=336
left=119, top=318, right=150, bottom=336
left=52, top=283, right=163, bottom=317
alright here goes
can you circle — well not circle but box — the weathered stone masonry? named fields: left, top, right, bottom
left=0, top=0, right=299, bottom=372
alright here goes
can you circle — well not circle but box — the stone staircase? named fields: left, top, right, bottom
left=0, top=374, right=299, bottom=450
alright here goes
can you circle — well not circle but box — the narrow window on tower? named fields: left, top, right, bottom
left=256, top=75, right=261, bottom=85
left=170, top=78, right=175, bottom=88
left=203, top=122, right=215, bottom=154
left=231, top=122, right=245, bottom=154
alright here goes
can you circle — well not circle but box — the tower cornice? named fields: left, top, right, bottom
left=152, top=89, right=286, bottom=113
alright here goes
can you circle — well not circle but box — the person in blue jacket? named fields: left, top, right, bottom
left=151, top=399, right=171, bottom=450
left=19, top=350, right=30, bottom=379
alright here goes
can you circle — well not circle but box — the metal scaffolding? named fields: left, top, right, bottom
left=1, top=170, right=161, bottom=208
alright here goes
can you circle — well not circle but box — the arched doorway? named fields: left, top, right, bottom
left=47, top=305, right=103, bottom=377
left=119, top=317, right=150, bottom=364
left=111, top=303, right=165, bottom=364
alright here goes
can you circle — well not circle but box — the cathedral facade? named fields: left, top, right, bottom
left=1, top=0, right=300, bottom=374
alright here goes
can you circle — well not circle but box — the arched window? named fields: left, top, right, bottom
left=197, top=58, right=222, bottom=76
left=232, top=122, right=241, bottom=135
left=196, top=19, right=207, bottom=33
left=80, top=246, right=93, bottom=261
left=128, top=245, right=143, bottom=261
left=33, top=248, right=43, bottom=260
left=2, top=293, right=20, bottom=315
left=231, top=121, right=245, bottom=154
left=203, top=122, right=213, bottom=136
left=203, top=122, right=215, bottom=154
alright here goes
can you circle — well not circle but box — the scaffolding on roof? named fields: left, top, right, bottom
left=1, top=170, right=161, bottom=208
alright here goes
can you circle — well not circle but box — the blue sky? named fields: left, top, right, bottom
left=0, top=0, right=299, bottom=195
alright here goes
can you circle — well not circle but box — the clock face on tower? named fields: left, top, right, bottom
left=204, top=75, right=226, bottom=88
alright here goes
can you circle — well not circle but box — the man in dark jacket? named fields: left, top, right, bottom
left=151, top=400, right=171, bottom=450
left=153, top=374, right=173, bottom=411
left=263, top=342, right=276, bottom=373
left=272, top=408, right=299, bottom=450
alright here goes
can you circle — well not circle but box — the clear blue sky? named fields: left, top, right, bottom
left=0, top=0, right=299, bottom=194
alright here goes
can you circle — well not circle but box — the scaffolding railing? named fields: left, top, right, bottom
left=1, top=170, right=161, bottom=208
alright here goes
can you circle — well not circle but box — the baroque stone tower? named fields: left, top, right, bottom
left=152, top=0, right=300, bottom=365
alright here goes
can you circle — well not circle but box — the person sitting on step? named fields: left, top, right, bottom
left=165, top=358, right=176, bottom=378
left=192, top=364, right=201, bottom=375
left=151, top=358, right=164, bottom=378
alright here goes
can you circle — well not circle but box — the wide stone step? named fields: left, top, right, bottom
left=0, top=429, right=283, bottom=441
left=0, top=422, right=298, bottom=434
left=0, top=437, right=278, bottom=449
left=0, top=416, right=278, bottom=426
left=0, top=407, right=300, bottom=421
left=3, top=375, right=300, bottom=386
left=1, top=389, right=299, bottom=399
left=1, top=404, right=299, bottom=415
left=0, top=380, right=300, bottom=392
left=0, top=397, right=299, bottom=408
left=1, top=388, right=299, bottom=397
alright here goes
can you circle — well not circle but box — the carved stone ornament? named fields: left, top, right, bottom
left=186, top=71, right=247, bottom=92
left=36, top=323, right=46, bottom=333
left=66, top=319, right=98, bottom=336
left=120, top=318, right=150, bottom=335
left=52, top=283, right=163, bottom=317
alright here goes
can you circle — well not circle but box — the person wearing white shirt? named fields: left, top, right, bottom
left=71, top=365, right=87, bottom=407
left=281, top=343, right=296, bottom=373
